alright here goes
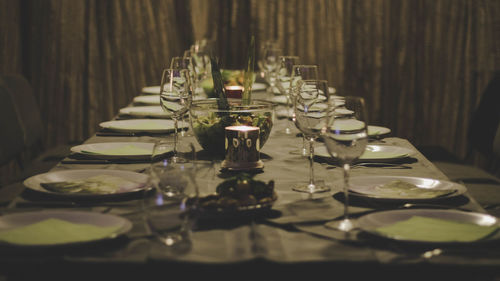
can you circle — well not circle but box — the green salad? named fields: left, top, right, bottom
left=201, top=69, right=256, bottom=98
left=192, top=110, right=273, bottom=157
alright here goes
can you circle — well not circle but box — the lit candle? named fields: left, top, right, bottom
left=222, top=125, right=263, bottom=170
left=225, top=85, right=244, bottom=99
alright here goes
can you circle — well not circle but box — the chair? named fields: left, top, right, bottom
left=0, top=74, right=71, bottom=188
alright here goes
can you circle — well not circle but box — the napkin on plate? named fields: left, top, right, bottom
left=41, top=174, right=144, bottom=194
left=360, top=150, right=408, bottom=160
left=111, top=121, right=166, bottom=131
left=82, top=144, right=152, bottom=156
left=375, top=216, right=499, bottom=242
left=0, top=218, right=122, bottom=245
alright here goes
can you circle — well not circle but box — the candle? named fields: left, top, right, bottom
left=222, top=125, right=263, bottom=171
left=225, top=85, right=244, bottom=99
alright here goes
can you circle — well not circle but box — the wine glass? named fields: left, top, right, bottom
left=289, top=65, right=319, bottom=156
left=261, top=47, right=283, bottom=91
left=292, top=80, right=332, bottom=194
left=190, top=43, right=211, bottom=81
left=170, top=56, right=190, bottom=70
left=172, top=56, right=197, bottom=137
left=275, top=55, right=300, bottom=135
left=159, top=68, right=192, bottom=162
left=321, top=96, right=369, bottom=232
left=258, top=40, right=279, bottom=78
left=144, top=141, right=197, bottom=251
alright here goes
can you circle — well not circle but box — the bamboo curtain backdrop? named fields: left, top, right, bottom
left=1, top=0, right=499, bottom=178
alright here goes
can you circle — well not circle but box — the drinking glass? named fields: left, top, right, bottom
left=190, top=43, right=211, bottom=82
left=258, top=40, right=279, bottom=78
left=170, top=56, right=190, bottom=70
left=160, top=68, right=192, bottom=162
left=172, top=56, right=197, bottom=137
left=144, top=141, right=198, bottom=251
left=321, top=96, right=369, bottom=231
left=261, top=47, right=283, bottom=90
left=292, top=80, right=331, bottom=194
left=276, top=55, right=300, bottom=135
left=289, top=65, right=319, bottom=156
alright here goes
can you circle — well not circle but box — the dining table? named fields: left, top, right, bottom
left=1, top=87, right=500, bottom=281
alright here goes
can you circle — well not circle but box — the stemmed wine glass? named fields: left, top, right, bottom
left=276, top=55, right=300, bottom=134
left=289, top=65, right=319, bottom=156
left=321, top=96, right=369, bottom=231
left=292, top=80, right=332, bottom=194
left=159, top=68, right=192, bottom=162
left=171, top=56, right=196, bottom=137
left=170, top=56, right=190, bottom=70
left=260, top=47, right=283, bottom=91
left=258, top=40, right=279, bottom=78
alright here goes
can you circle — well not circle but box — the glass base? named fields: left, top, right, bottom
left=324, top=219, right=354, bottom=232
left=292, top=182, right=330, bottom=194
left=288, top=148, right=308, bottom=156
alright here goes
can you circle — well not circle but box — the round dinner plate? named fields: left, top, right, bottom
left=315, top=144, right=413, bottom=162
left=330, top=119, right=391, bottom=137
left=356, top=209, right=500, bottom=244
left=70, top=142, right=155, bottom=160
left=0, top=210, right=132, bottom=247
left=367, top=125, right=391, bottom=137
left=133, top=94, right=205, bottom=105
left=270, top=95, right=344, bottom=107
left=345, top=175, right=467, bottom=201
left=99, top=119, right=181, bottom=134
left=119, top=106, right=172, bottom=118
left=141, top=85, right=161, bottom=95
left=23, top=169, right=149, bottom=199
left=252, top=82, right=267, bottom=91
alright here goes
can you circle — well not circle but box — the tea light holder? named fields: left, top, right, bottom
left=221, top=125, right=264, bottom=171
left=225, top=85, right=244, bottom=99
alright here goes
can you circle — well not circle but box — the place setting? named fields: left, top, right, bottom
left=97, top=119, right=187, bottom=137
left=0, top=209, right=133, bottom=249
left=59, top=141, right=162, bottom=165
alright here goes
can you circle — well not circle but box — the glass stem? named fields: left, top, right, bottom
left=302, top=135, right=307, bottom=156
left=308, top=138, right=315, bottom=186
left=342, top=163, right=350, bottom=221
left=173, top=117, right=178, bottom=156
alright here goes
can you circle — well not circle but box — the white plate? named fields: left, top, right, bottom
left=252, top=83, right=267, bottom=91
left=71, top=142, right=155, bottom=160
left=329, top=87, right=336, bottom=94
left=99, top=119, right=181, bottom=133
left=315, top=144, right=413, bottom=162
left=356, top=209, right=500, bottom=244
left=0, top=210, right=132, bottom=247
left=367, top=125, right=391, bottom=137
left=133, top=95, right=161, bottom=105
left=23, top=169, right=149, bottom=198
left=346, top=175, right=467, bottom=201
left=270, top=95, right=289, bottom=105
left=119, top=106, right=172, bottom=118
left=330, top=119, right=391, bottom=137
left=141, top=86, right=161, bottom=95
left=133, top=94, right=205, bottom=105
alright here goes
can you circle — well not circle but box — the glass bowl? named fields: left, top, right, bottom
left=190, top=98, right=274, bottom=158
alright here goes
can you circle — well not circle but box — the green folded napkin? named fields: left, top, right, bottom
left=373, top=180, right=454, bottom=199
left=360, top=150, right=407, bottom=160
left=41, top=174, right=143, bottom=194
left=112, top=121, right=166, bottom=130
left=375, top=216, right=499, bottom=242
left=82, top=144, right=152, bottom=156
left=0, top=218, right=122, bottom=245
left=367, top=127, right=381, bottom=135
